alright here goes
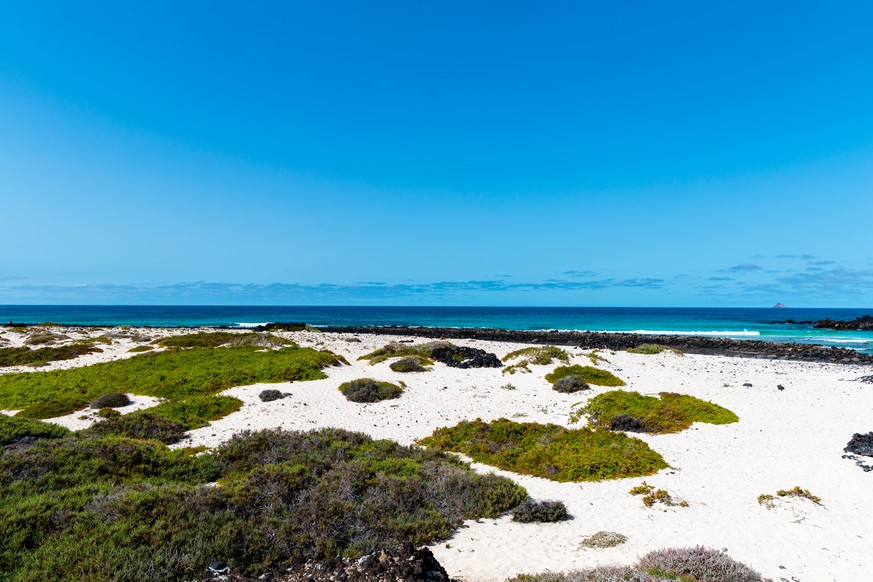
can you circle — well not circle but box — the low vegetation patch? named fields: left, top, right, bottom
left=0, top=345, right=344, bottom=421
left=154, top=331, right=293, bottom=349
left=389, top=356, right=429, bottom=373
left=574, top=390, right=739, bottom=434
left=546, top=365, right=625, bottom=387
left=0, top=415, right=70, bottom=446
left=90, top=392, right=132, bottom=409
left=96, top=407, right=121, bottom=418
left=0, top=342, right=103, bottom=367
left=0, top=427, right=526, bottom=579
left=629, top=481, right=687, bottom=508
left=24, top=331, right=69, bottom=346
left=360, top=341, right=501, bottom=369
left=503, top=346, right=569, bottom=374
left=358, top=342, right=440, bottom=365
left=507, top=546, right=768, bottom=582
left=553, top=376, right=589, bottom=393
left=758, top=486, right=823, bottom=509
left=339, top=379, right=403, bottom=403
left=586, top=349, right=610, bottom=365
left=578, top=531, right=627, bottom=549
left=127, top=345, right=153, bottom=353
left=146, top=395, right=244, bottom=429
left=418, top=418, right=667, bottom=482
left=511, top=499, right=569, bottom=523
left=627, top=343, right=684, bottom=356
left=79, top=412, right=188, bottom=444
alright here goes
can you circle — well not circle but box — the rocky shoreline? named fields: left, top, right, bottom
left=770, top=314, right=873, bottom=331
left=319, top=325, right=873, bottom=365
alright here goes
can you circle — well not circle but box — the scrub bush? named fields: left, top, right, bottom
left=546, top=365, right=625, bottom=387
left=339, top=379, right=403, bottom=403
left=511, top=499, right=569, bottom=523
left=90, top=393, right=132, bottom=409
left=576, top=390, right=739, bottom=434
left=419, top=418, right=666, bottom=482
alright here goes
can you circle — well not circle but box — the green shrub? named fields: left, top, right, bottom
left=507, top=546, right=767, bottom=582
left=576, top=390, right=739, bottom=434
left=0, top=415, right=70, bottom=446
left=96, top=407, right=121, bottom=419
left=577, top=531, right=627, bottom=549
left=24, top=331, right=69, bottom=346
left=504, top=345, right=570, bottom=365
left=389, top=357, right=429, bottom=373
left=0, top=342, right=102, bottom=367
left=418, top=418, right=667, bottom=482
left=503, top=346, right=570, bottom=374
left=628, top=481, right=687, bottom=508
left=127, top=345, right=153, bottom=353
left=358, top=342, right=443, bottom=365
left=0, top=427, right=526, bottom=579
left=586, top=349, right=610, bottom=365
left=545, top=365, right=625, bottom=387
left=154, top=331, right=293, bottom=349
left=759, top=486, right=823, bottom=508
left=552, top=376, right=589, bottom=393
left=80, top=412, right=188, bottom=444
left=627, top=343, right=684, bottom=356
left=147, top=395, right=243, bottom=429
left=90, top=393, right=132, bottom=409
left=338, top=379, right=403, bottom=403
left=0, top=345, right=343, bottom=419
left=511, top=499, right=569, bottom=523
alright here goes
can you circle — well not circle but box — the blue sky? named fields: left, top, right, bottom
left=1, top=1, right=872, bottom=306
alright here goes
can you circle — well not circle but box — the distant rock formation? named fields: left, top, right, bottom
left=813, top=315, right=873, bottom=330
left=773, top=303, right=786, bottom=308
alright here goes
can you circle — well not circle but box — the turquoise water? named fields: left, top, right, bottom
left=2, top=305, right=872, bottom=354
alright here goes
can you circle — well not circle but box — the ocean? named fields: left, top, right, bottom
left=2, top=305, right=872, bottom=354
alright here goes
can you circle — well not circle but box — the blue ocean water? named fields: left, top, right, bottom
left=2, top=305, right=872, bottom=354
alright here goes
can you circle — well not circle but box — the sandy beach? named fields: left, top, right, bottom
left=2, top=326, right=872, bottom=581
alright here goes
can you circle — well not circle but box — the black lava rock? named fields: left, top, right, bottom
left=280, top=543, right=457, bottom=582
left=259, top=389, right=288, bottom=402
left=813, top=315, right=873, bottom=331
left=430, top=346, right=502, bottom=369
left=317, top=326, right=873, bottom=365
left=845, top=432, right=873, bottom=457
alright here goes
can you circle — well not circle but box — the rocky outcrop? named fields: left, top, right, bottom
left=203, top=544, right=457, bottom=582
left=317, top=325, right=873, bottom=365
left=430, top=345, right=502, bottom=369
left=813, top=315, right=873, bottom=330
left=845, top=432, right=873, bottom=457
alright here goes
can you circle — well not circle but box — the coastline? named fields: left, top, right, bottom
left=2, top=325, right=873, bottom=581
left=316, top=325, right=873, bottom=365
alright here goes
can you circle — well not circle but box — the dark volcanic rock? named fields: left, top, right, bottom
left=318, top=326, right=873, bottom=365
left=813, top=315, right=873, bottom=331
left=251, top=322, right=308, bottom=332
left=259, top=389, right=288, bottom=402
left=430, top=345, right=502, bottom=369
left=610, top=414, right=647, bottom=432
left=203, top=544, right=458, bottom=582
left=845, top=432, right=873, bottom=457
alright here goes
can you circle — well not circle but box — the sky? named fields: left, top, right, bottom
left=1, top=1, right=872, bottom=307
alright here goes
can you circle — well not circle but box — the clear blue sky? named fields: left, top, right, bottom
left=2, top=1, right=872, bottom=306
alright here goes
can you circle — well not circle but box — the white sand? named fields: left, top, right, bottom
left=3, top=327, right=873, bottom=581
